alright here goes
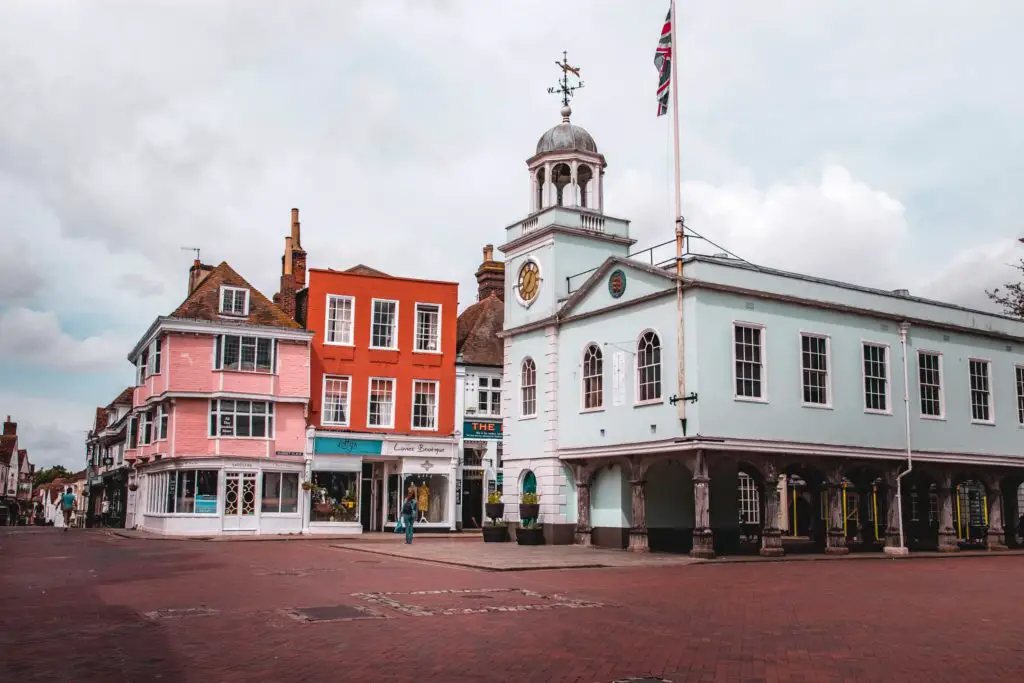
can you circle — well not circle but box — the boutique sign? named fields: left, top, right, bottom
left=463, top=420, right=502, bottom=441
left=382, top=440, right=454, bottom=458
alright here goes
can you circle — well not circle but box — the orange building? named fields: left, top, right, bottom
left=298, top=264, right=460, bottom=534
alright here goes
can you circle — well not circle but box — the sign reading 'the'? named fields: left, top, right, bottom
left=463, top=420, right=503, bottom=440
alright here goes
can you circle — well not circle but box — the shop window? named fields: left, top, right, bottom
left=309, top=471, right=359, bottom=523
left=262, top=472, right=299, bottom=514
left=402, top=474, right=449, bottom=524
left=149, top=470, right=218, bottom=514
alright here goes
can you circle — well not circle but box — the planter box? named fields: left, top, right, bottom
left=516, top=527, right=545, bottom=546
left=482, top=526, right=509, bottom=543
left=519, top=503, right=540, bottom=520
left=485, top=502, right=505, bottom=520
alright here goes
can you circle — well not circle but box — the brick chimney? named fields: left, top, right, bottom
left=276, top=208, right=307, bottom=319
left=187, top=259, right=212, bottom=295
left=475, top=244, right=505, bottom=301
left=3, top=416, right=15, bottom=436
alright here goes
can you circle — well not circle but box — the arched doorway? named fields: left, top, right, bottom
left=643, top=458, right=693, bottom=553
left=954, top=477, right=988, bottom=548
left=781, top=464, right=826, bottom=553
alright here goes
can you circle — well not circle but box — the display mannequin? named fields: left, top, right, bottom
left=417, top=481, right=430, bottom=523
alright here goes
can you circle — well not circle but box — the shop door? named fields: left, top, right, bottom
left=461, top=470, right=484, bottom=529
left=223, top=472, right=257, bottom=532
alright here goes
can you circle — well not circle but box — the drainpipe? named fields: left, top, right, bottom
left=891, top=321, right=913, bottom=555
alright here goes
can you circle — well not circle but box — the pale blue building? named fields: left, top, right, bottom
left=498, top=103, right=1024, bottom=556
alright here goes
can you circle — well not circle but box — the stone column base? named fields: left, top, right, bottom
left=938, top=530, right=959, bottom=552
left=760, top=528, right=784, bottom=557
left=575, top=527, right=592, bottom=547
left=628, top=530, right=649, bottom=553
left=689, top=529, right=715, bottom=559
left=883, top=545, right=909, bottom=556
left=825, top=530, right=849, bottom=555
left=987, top=530, right=1007, bottom=551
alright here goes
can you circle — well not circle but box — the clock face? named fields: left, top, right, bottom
left=517, top=261, right=540, bottom=304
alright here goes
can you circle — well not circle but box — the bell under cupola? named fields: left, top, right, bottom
left=527, top=54, right=607, bottom=214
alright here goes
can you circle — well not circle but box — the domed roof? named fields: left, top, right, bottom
left=535, top=105, right=598, bottom=155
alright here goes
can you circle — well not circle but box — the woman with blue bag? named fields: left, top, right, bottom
left=395, top=485, right=418, bottom=544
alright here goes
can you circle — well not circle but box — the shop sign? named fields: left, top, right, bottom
left=275, top=450, right=303, bottom=457
left=195, top=495, right=217, bottom=514
left=463, top=420, right=502, bottom=440
left=455, top=479, right=463, bottom=500
left=383, top=441, right=453, bottom=457
left=314, top=437, right=382, bottom=456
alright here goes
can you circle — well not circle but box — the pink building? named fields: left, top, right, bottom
left=126, top=260, right=313, bottom=535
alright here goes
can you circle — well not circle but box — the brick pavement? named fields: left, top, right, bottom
left=3, top=527, right=1023, bottom=683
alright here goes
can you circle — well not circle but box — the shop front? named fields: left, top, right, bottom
left=382, top=436, right=458, bottom=533
left=307, top=435, right=382, bottom=535
left=458, top=419, right=503, bottom=530
left=136, top=457, right=305, bottom=536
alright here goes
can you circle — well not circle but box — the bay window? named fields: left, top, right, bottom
left=214, top=335, right=276, bottom=373
left=262, top=472, right=299, bottom=513
left=147, top=470, right=219, bottom=514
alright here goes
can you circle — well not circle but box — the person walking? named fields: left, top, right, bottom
left=59, top=487, right=76, bottom=531
left=401, top=486, right=418, bottom=545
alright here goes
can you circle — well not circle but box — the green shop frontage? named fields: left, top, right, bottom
left=308, top=432, right=458, bottom=535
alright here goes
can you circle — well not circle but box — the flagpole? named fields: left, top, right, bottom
left=670, top=0, right=687, bottom=434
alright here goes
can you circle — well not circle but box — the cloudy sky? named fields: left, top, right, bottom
left=1, top=0, right=1022, bottom=471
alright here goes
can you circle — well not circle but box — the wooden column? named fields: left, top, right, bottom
left=825, top=467, right=849, bottom=555
left=627, top=457, right=650, bottom=553
left=986, top=476, right=1007, bottom=551
left=883, top=469, right=902, bottom=550
left=760, top=459, right=784, bottom=557
left=938, top=472, right=958, bottom=552
left=573, top=465, right=592, bottom=547
left=690, top=451, right=714, bottom=559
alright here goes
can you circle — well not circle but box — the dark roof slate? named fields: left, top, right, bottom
left=170, top=262, right=300, bottom=329
left=456, top=293, right=504, bottom=367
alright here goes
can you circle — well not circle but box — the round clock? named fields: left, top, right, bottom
left=517, top=261, right=540, bottom=304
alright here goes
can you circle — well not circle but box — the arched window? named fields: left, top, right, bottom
left=521, top=358, right=537, bottom=417
left=637, top=331, right=662, bottom=402
left=582, top=344, right=603, bottom=410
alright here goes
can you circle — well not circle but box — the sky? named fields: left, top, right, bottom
left=1, top=0, right=1022, bottom=471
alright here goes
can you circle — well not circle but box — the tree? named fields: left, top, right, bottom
left=986, top=258, right=1024, bottom=318
left=33, top=465, right=70, bottom=488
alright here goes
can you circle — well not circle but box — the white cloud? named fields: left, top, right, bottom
left=0, top=308, right=130, bottom=372
left=0, top=392, right=94, bottom=472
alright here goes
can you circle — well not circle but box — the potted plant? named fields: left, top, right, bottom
left=516, top=518, right=545, bottom=546
left=485, top=491, right=504, bottom=520
left=482, top=519, right=509, bottom=543
left=301, top=481, right=318, bottom=492
left=519, top=492, right=540, bottom=522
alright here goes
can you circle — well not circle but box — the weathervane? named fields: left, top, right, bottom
left=547, top=50, right=584, bottom=108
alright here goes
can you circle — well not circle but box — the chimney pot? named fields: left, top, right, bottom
left=483, top=244, right=494, bottom=262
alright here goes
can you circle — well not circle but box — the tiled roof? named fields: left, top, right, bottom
left=170, top=262, right=301, bottom=329
left=106, top=387, right=134, bottom=409
left=345, top=264, right=390, bottom=277
left=456, top=292, right=504, bottom=367
left=93, top=407, right=108, bottom=433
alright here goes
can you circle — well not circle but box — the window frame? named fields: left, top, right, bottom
left=732, top=322, right=768, bottom=403
left=213, top=334, right=277, bottom=374
left=324, top=294, right=355, bottom=347
left=321, top=374, right=352, bottom=427
left=476, top=375, right=501, bottom=417
left=413, top=302, right=442, bottom=354
left=861, top=341, right=892, bottom=415
left=140, top=410, right=153, bottom=446
left=219, top=286, right=250, bottom=317
left=366, top=377, right=397, bottom=429
left=520, top=357, right=538, bottom=419
left=208, top=400, right=276, bottom=439
left=580, top=343, right=604, bottom=412
left=148, top=338, right=162, bottom=376
left=411, top=379, right=440, bottom=431
left=369, top=298, right=400, bottom=350
left=156, top=403, right=169, bottom=441
left=917, top=349, right=945, bottom=420
left=968, top=357, right=995, bottom=425
left=1015, top=364, right=1024, bottom=428
left=261, top=472, right=300, bottom=515
left=797, top=331, right=831, bottom=409
left=635, top=329, right=663, bottom=406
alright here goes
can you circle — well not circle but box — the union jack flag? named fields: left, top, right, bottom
left=654, top=3, right=672, bottom=116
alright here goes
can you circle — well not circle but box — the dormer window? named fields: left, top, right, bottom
left=220, top=286, right=250, bottom=317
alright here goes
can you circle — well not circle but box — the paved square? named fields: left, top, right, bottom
left=4, top=527, right=1024, bottom=682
